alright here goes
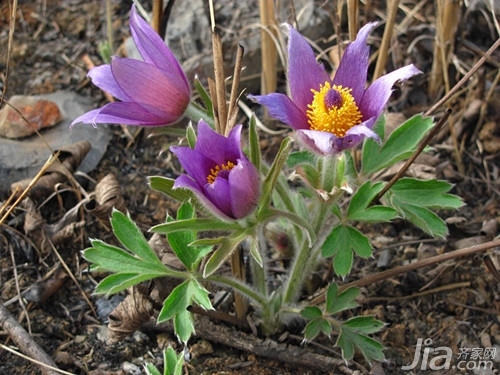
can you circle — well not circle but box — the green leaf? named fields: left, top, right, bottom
left=174, top=309, right=194, bottom=344
left=249, top=234, right=263, bottom=267
left=158, top=279, right=213, bottom=344
left=300, top=306, right=323, bottom=320
left=258, top=137, right=293, bottom=213
left=286, top=150, right=317, bottom=168
left=347, top=181, right=398, bottom=222
left=349, top=206, right=399, bottom=222
left=190, top=279, right=213, bottom=311
left=347, top=181, right=385, bottom=217
left=392, top=201, right=449, bottom=238
left=344, top=316, right=385, bottom=334
left=322, top=225, right=372, bottom=276
left=361, top=114, right=434, bottom=175
left=295, top=163, right=320, bottom=188
left=326, top=284, right=359, bottom=315
left=158, top=280, right=191, bottom=321
left=94, top=272, right=167, bottom=295
left=83, top=241, right=168, bottom=275
left=386, top=178, right=463, bottom=238
left=359, top=116, right=385, bottom=170
left=111, top=210, right=159, bottom=263
left=161, top=202, right=209, bottom=271
left=203, top=231, right=248, bottom=277
left=389, top=178, right=463, bottom=210
left=151, top=218, right=240, bottom=235
left=164, top=347, right=184, bottom=375
left=248, top=115, right=261, bottom=172
left=186, top=122, right=197, bottom=149
left=304, top=318, right=332, bottom=341
left=336, top=316, right=385, bottom=363
left=144, top=363, right=161, bottom=375
left=193, top=77, right=213, bottom=117
left=334, top=248, right=353, bottom=278
left=149, top=176, right=196, bottom=204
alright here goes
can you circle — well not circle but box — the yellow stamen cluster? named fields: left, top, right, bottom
left=307, top=82, right=363, bottom=137
left=207, top=161, right=235, bottom=184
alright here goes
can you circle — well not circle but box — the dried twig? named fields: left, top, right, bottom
left=424, top=36, right=500, bottom=117
left=0, top=304, right=64, bottom=375
left=312, top=237, right=500, bottom=305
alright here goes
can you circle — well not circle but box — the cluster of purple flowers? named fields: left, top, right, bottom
left=73, top=5, right=420, bottom=220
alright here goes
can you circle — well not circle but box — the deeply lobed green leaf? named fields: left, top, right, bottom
left=322, top=225, right=372, bottom=276
left=361, top=115, right=434, bottom=175
left=336, top=316, right=385, bottom=363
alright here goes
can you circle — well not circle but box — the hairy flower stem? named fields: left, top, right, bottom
left=282, top=201, right=329, bottom=304
left=318, top=154, right=338, bottom=194
left=183, top=102, right=215, bottom=129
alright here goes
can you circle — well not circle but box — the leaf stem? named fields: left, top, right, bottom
left=207, top=274, right=268, bottom=307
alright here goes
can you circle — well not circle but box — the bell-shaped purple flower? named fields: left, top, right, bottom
left=249, top=23, right=422, bottom=155
left=170, top=120, right=260, bottom=221
left=72, top=5, right=190, bottom=127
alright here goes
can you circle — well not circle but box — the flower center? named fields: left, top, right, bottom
left=307, top=82, right=363, bottom=137
left=207, top=161, right=235, bottom=184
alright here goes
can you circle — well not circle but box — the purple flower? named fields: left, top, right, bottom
left=170, top=120, right=260, bottom=221
left=249, top=23, right=422, bottom=155
left=72, top=5, right=190, bottom=127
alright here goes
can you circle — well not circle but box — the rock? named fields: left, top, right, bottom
left=0, top=91, right=112, bottom=196
left=0, top=95, right=62, bottom=138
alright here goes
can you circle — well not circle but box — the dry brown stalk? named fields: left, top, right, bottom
left=347, top=0, right=359, bottom=41
left=151, top=0, right=163, bottom=34
left=259, top=0, right=278, bottom=97
left=428, top=0, right=460, bottom=98
left=373, top=0, right=400, bottom=81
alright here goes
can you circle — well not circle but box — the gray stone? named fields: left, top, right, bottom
left=0, top=91, right=112, bottom=195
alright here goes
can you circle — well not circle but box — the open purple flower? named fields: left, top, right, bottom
left=170, top=120, right=260, bottom=221
left=249, top=23, right=421, bottom=155
left=71, top=5, right=190, bottom=127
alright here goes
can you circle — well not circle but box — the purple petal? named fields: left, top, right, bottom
left=129, top=4, right=189, bottom=91
left=87, top=65, right=129, bottom=101
left=170, top=146, right=214, bottom=186
left=195, top=121, right=241, bottom=163
left=228, top=160, right=260, bottom=219
left=204, top=178, right=234, bottom=218
left=332, top=134, right=364, bottom=152
left=287, top=25, right=330, bottom=112
left=248, top=93, right=309, bottom=130
left=360, top=64, right=422, bottom=119
left=346, top=122, right=379, bottom=139
left=173, top=175, right=233, bottom=221
left=333, top=22, right=377, bottom=103
left=111, top=57, right=189, bottom=120
left=294, top=130, right=338, bottom=155
left=71, top=102, right=168, bottom=127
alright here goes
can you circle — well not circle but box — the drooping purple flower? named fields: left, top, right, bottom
left=170, top=120, right=260, bottom=221
left=249, top=23, right=422, bottom=155
left=71, top=5, right=190, bottom=127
